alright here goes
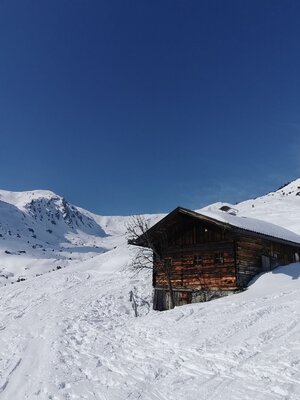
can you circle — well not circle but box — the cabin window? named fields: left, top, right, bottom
left=194, top=255, right=203, bottom=266
left=214, top=252, right=224, bottom=264
left=295, top=252, right=300, bottom=262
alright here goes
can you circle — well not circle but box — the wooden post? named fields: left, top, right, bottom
left=129, top=290, right=138, bottom=317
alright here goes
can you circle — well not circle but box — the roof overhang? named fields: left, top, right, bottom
left=129, top=206, right=300, bottom=249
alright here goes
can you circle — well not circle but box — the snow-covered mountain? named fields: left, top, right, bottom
left=1, top=181, right=300, bottom=286
left=0, top=189, right=106, bottom=242
left=0, top=189, right=162, bottom=285
left=1, top=181, right=300, bottom=399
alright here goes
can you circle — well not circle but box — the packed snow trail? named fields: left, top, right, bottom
left=0, top=245, right=156, bottom=400
left=1, top=244, right=300, bottom=399
left=2, top=183, right=300, bottom=399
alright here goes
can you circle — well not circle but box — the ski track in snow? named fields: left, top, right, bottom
left=1, top=183, right=300, bottom=399
left=1, top=257, right=300, bottom=399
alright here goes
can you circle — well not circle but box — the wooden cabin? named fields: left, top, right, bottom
left=130, top=206, right=300, bottom=310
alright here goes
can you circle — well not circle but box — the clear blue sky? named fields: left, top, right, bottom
left=1, top=1, right=300, bottom=215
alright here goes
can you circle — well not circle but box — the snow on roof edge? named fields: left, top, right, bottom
left=193, top=207, right=300, bottom=246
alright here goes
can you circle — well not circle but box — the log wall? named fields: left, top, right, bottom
left=154, top=241, right=237, bottom=291
left=152, top=214, right=300, bottom=303
left=236, top=236, right=299, bottom=287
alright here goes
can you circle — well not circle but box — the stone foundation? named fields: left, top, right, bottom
left=191, top=288, right=242, bottom=303
left=153, top=287, right=243, bottom=310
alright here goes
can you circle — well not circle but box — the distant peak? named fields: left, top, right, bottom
left=0, top=189, right=61, bottom=208
left=276, top=181, right=293, bottom=191
left=275, top=178, right=300, bottom=196
left=0, top=188, right=58, bottom=197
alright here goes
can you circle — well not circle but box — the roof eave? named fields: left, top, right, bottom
left=128, top=206, right=300, bottom=249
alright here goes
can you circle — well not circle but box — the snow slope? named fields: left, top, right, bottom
left=0, top=182, right=300, bottom=399
left=204, top=178, right=300, bottom=235
left=0, top=248, right=300, bottom=399
left=0, top=189, right=162, bottom=286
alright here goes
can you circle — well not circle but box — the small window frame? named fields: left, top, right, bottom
left=214, top=252, right=224, bottom=265
left=194, top=255, right=203, bottom=266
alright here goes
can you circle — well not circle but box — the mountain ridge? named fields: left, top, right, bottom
left=1, top=179, right=300, bottom=285
left=1, top=181, right=300, bottom=398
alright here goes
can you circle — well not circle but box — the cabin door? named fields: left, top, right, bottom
left=262, top=255, right=280, bottom=272
left=261, top=255, right=271, bottom=272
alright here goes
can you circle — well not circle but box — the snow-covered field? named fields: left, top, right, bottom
left=1, top=181, right=300, bottom=399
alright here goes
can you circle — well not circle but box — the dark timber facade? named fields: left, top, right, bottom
left=131, top=207, right=300, bottom=311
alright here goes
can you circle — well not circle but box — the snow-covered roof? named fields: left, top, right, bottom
left=182, top=207, right=300, bottom=246
left=134, top=206, right=300, bottom=247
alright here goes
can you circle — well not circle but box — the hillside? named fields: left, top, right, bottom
left=0, top=189, right=162, bottom=286
left=204, top=178, right=300, bottom=234
left=0, top=182, right=300, bottom=399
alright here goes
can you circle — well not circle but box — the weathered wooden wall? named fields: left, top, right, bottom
left=153, top=214, right=238, bottom=292
left=236, top=236, right=299, bottom=287
left=153, top=213, right=300, bottom=293
left=151, top=213, right=300, bottom=311
left=154, top=243, right=237, bottom=290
